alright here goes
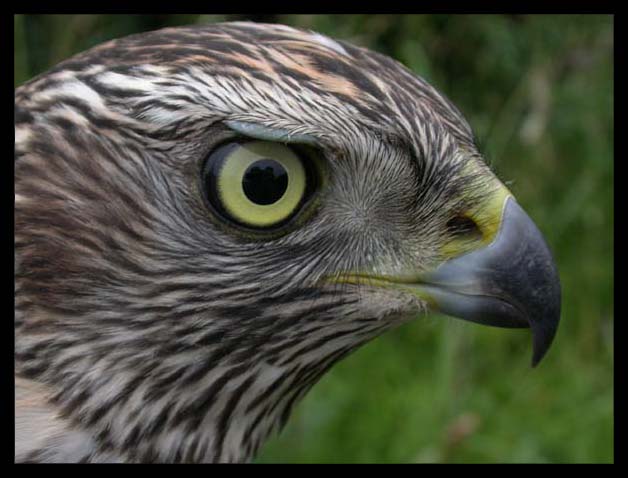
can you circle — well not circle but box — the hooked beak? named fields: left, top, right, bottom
left=419, top=196, right=561, bottom=366
left=326, top=192, right=561, bottom=366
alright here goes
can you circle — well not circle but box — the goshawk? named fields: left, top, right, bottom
left=15, top=22, right=561, bottom=463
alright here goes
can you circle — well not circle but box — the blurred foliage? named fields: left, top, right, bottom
left=14, top=14, right=613, bottom=463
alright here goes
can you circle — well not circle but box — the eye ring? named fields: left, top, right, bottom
left=200, top=139, right=320, bottom=233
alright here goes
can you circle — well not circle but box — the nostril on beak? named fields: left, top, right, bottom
left=446, top=215, right=483, bottom=241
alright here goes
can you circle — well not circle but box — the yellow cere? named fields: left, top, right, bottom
left=440, top=165, right=513, bottom=260
left=217, top=141, right=306, bottom=228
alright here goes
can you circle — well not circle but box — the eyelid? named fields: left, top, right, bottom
left=225, top=120, right=320, bottom=146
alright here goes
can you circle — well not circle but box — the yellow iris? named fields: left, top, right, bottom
left=216, top=141, right=306, bottom=228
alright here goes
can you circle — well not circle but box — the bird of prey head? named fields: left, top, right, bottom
left=15, top=22, right=561, bottom=463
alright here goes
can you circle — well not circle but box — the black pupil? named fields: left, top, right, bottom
left=242, top=159, right=288, bottom=205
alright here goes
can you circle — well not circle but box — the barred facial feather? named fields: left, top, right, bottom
left=15, top=22, right=515, bottom=463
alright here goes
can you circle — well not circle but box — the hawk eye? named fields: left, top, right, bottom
left=201, top=140, right=318, bottom=230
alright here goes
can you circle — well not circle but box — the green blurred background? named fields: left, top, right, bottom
left=14, top=14, right=614, bottom=463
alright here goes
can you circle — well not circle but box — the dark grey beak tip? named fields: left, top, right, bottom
left=502, top=198, right=562, bottom=367
left=502, top=198, right=561, bottom=367
left=530, top=318, right=560, bottom=367
left=529, top=261, right=562, bottom=367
